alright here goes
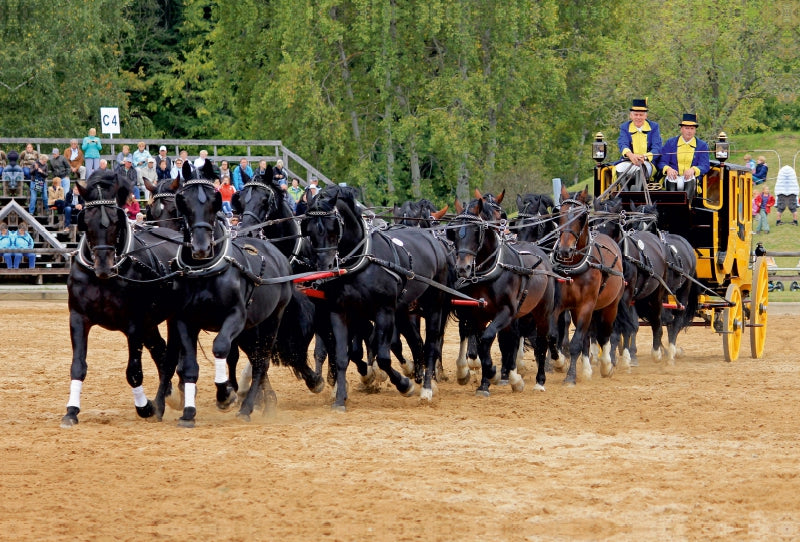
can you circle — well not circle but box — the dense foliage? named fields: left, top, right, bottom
left=1, top=0, right=796, bottom=205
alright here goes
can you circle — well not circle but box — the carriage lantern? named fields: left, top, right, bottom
left=715, top=132, right=729, bottom=163
left=592, top=132, right=607, bottom=163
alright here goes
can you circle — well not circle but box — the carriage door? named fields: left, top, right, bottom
left=735, top=170, right=748, bottom=242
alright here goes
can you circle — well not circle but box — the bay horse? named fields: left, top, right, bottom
left=62, top=170, right=183, bottom=427
left=593, top=196, right=670, bottom=366
left=632, top=202, right=700, bottom=363
left=552, top=186, right=625, bottom=384
left=143, top=177, right=181, bottom=230
left=301, top=185, right=450, bottom=410
left=448, top=191, right=556, bottom=396
left=167, top=168, right=322, bottom=426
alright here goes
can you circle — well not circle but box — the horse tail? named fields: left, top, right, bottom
left=273, top=289, right=315, bottom=371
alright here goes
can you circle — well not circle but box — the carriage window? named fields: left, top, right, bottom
left=702, top=168, right=722, bottom=209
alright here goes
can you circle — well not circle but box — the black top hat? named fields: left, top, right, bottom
left=630, top=98, right=648, bottom=112
left=679, top=113, right=699, bottom=127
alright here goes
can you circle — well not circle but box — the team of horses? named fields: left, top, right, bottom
left=62, top=167, right=700, bottom=427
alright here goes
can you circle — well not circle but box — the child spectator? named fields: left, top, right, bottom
left=218, top=176, right=236, bottom=217
left=752, top=184, right=775, bottom=234
left=743, top=154, right=756, bottom=174
left=752, top=156, right=768, bottom=185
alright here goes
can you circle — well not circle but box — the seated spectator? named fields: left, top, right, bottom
left=116, top=156, right=140, bottom=198
left=65, top=184, right=85, bottom=228
left=155, top=145, right=172, bottom=170
left=0, top=222, right=11, bottom=267
left=288, top=178, right=303, bottom=207
left=774, top=165, right=799, bottom=226
left=218, top=176, right=236, bottom=217
left=116, top=144, right=132, bottom=167
left=272, top=159, right=288, bottom=185
left=171, top=158, right=186, bottom=183
left=124, top=193, right=141, bottom=221
left=2, top=150, right=24, bottom=197
left=743, top=154, right=756, bottom=174
left=156, top=159, right=172, bottom=181
left=139, top=156, right=158, bottom=199
left=753, top=156, right=768, bottom=185
left=255, top=159, right=270, bottom=178
left=9, top=223, right=36, bottom=268
left=64, top=139, right=86, bottom=182
left=0, top=148, right=6, bottom=178
left=47, top=147, right=72, bottom=193
left=132, top=141, right=151, bottom=170
left=29, top=155, right=49, bottom=215
left=295, top=187, right=310, bottom=216
left=232, top=158, right=253, bottom=190
left=218, top=160, right=232, bottom=185
left=48, top=179, right=67, bottom=229
left=19, top=143, right=39, bottom=180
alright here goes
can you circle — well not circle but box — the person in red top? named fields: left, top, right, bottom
left=752, top=184, right=775, bottom=234
left=124, top=193, right=141, bottom=221
left=218, top=176, right=236, bottom=217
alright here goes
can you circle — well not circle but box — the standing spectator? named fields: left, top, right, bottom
left=752, top=156, right=768, bottom=185
left=155, top=145, right=172, bottom=170
left=774, top=165, right=799, bottom=226
left=29, top=155, right=49, bottom=215
left=47, top=148, right=71, bottom=193
left=272, top=159, right=288, bottom=185
left=658, top=113, right=710, bottom=201
left=82, top=128, right=103, bottom=179
left=48, top=178, right=67, bottom=229
left=139, top=157, right=158, bottom=199
left=2, top=150, right=24, bottom=197
left=752, top=185, right=775, bottom=234
left=19, top=143, right=39, bottom=180
left=132, top=141, right=151, bottom=170
left=65, top=139, right=86, bottom=182
left=232, top=158, right=253, bottom=190
left=616, top=98, right=662, bottom=189
left=0, top=222, right=11, bottom=267
left=116, top=144, right=133, bottom=166
left=123, top=193, right=141, bottom=221
left=116, top=156, right=140, bottom=199
left=288, top=178, right=303, bottom=207
left=743, top=154, right=756, bottom=174
left=65, top=184, right=84, bottom=228
left=218, top=175, right=236, bottom=217
left=11, top=223, right=36, bottom=268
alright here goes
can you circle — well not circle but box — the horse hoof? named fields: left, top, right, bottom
left=216, top=390, right=238, bottom=411
left=310, top=377, right=325, bottom=394
left=420, top=387, right=433, bottom=402
left=235, top=411, right=251, bottom=423
left=489, top=368, right=501, bottom=386
left=629, top=357, right=639, bottom=367
left=402, top=381, right=417, bottom=397
left=600, top=361, right=614, bottom=378
left=177, top=407, right=196, bottom=428
left=499, top=379, right=509, bottom=386
left=533, top=383, right=546, bottom=392
left=360, top=366, right=376, bottom=387
left=60, top=414, right=79, bottom=428
left=456, top=366, right=471, bottom=385
left=475, top=389, right=490, bottom=398
left=177, top=418, right=195, bottom=428
left=331, top=403, right=347, bottom=413
left=375, top=367, right=389, bottom=383
left=400, top=361, right=414, bottom=377
left=553, top=354, right=566, bottom=373
left=562, top=378, right=576, bottom=387
left=467, top=357, right=481, bottom=370
left=510, top=371, right=525, bottom=392
left=136, top=400, right=156, bottom=419
left=165, top=385, right=184, bottom=411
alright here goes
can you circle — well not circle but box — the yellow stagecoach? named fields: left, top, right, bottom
left=590, top=132, right=768, bottom=361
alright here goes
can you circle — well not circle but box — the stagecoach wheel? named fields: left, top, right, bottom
left=722, top=283, right=743, bottom=363
left=791, top=281, right=800, bottom=292
left=749, top=256, right=769, bottom=359
left=776, top=281, right=785, bottom=291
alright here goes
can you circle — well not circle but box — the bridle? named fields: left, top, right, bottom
left=554, top=198, right=590, bottom=263
left=77, top=198, right=134, bottom=274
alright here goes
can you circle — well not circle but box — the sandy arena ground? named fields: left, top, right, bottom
left=2, top=300, right=799, bottom=541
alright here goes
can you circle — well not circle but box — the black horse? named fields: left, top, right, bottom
left=143, top=176, right=181, bottom=230
left=62, top=170, right=183, bottom=427
left=633, top=202, right=700, bottom=363
left=593, top=196, right=670, bottom=367
left=301, top=185, right=451, bottom=410
left=166, top=169, right=322, bottom=426
left=448, top=191, right=556, bottom=396
left=513, top=192, right=558, bottom=248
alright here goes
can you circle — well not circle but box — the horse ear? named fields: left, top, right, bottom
left=213, top=191, right=222, bottom=213
left=474, top=188, right=483, bottom=200
left=76, top=180, right=89, bottom=199
left=542, top=195, right=555, bottom=211
left=580, top=186, right=590, bottom=203
left=392, top=204, right=402, bottom=219
left=77, top=210, right=87, bottom=231
left=231, top=193, right=243, bottom=214
left=560, top=185, right=570, bottom=200
left=516, top=194, right=523, bottom=209
left=455, top=198, right=464, bottom=215
left=495, top=189, right=505, bottom=204
left=432, top=205, right=448, bottom=220
left=170, top=177, right=180, bottom=192
left=175, top=192, right=187, bottom=217
left=143, top=177, right=157, bottom=194
left=182, top=161, right=194, bottom=180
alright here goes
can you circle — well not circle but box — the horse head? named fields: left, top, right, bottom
left=302, top=185, right=362, bottom=271
left=393, top=199, right=448, bottom=228
left=630, top=201, right=659, bottom=232
left=77, top=169, right=131, bottom=278
left=448, top=193, right=501, bottom=280
left=555, top=186, right=591, bottom=263
left=232, top=174, right=278, bottom=236
left=176, top=162, right=222, bottom=260
left=593, top=196, right=624, bottom=242
left=145, top=177, right=181, bottom=229
left=515, top=192, right=556, bottom=244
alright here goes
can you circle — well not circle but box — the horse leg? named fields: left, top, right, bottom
left=211, top=311, right=247, bottom=411
left=419, top=306, right=446, bottom=401
left=552, top=311, right=570, bottom=372
left=475, top=308, right=516, bottom=397
left=61, top=312, right=91, bottom=427
left=593, top=305, right=618, bottom=378
left=533, top=325, right=549, bottom=392
left=329, top=312, right=352, bottom=411
left=644, top=294, right=666, bottom=364
left=373, top=308, right=415, bottom=399
left=125, top=331, right=156, bottom=420
left=237, top=320, right=281, bottom=421
left=396, top=315, right=424, bottom=384
left=142, top=325, right=173, bottom=420
left=155, top=319, right=183, bottom=416
left=176, top=321, right=201, bottom=428
left=564, top=306, right=593, bottom=386
left=498, top=325, right=525, bottom=393
left=455, top=318, right=478, bottom=385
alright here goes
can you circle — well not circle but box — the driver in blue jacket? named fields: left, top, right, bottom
left=616, top=98, right=662, bottom=190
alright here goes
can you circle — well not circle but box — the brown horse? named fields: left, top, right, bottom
left=551, top=186, right=625, bottom=385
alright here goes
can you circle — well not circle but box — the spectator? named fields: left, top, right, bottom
left=29, top=155, right=49, bottom=215
left=218, top=175, right=236, bottom=217
left=19, top=143, right=39, bottom=180
left=753, top=156, right=768, bottom=185
left=658, top=113, right=710, bottom=201
left=178, top=150, right=196, bottom=179
left=288, top=178, right=303, bottom=207
left=193, top=149, right=209, bottom=171
left=218, top=160, right=232, bottom=185
left=255, top=159, right=270, bottom=178
left=743, top=154, right=756, bottom=174
left=65, top=184, right=85, bottom=228
left=0, top=148, right=6, bottom=178
left=295, top=188, right=310, bottom=216
left=774, top=165, right=799, bottom=226
left=48, top=178, right=67, bottom=230
left=232, top=158, right=253, bottom=190
left=98, top=159, right=109, bottom=173
left=139, top=157, right=158, bottom=199
left=171, top=158, right=186, bottom=183
left=116, top=156, right=140, bottom=199
left=2, top=150, right=24, bottom=197
left=155, top=145, right=172, bottom=170
left=752, top=184, right=775, bottom=234
left=47, top=147, right=72, bottom=193
left=132, top=141, right=151, bottom=170
left=305, top=176, right=320, bottom=197
left=0, top=222, right=11, bottom=267
left=156, top=159, right=171, bottom=181
left=64, top=139, right=86, bottom=182
left=116, top=144, right=133, bottom=167
left=616, top=98, right=662, bottom=189
left=124, top=193, right=141, bottom=221
left=82, top=128, right=103, bottom=179
left=10, top=223, right=36, bottom=268
left=272, top=159, right=288, bottom=185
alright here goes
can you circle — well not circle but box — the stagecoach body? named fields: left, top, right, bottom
left=592, top=156, right=768, bottom=361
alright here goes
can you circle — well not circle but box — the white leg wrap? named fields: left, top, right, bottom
left=215, top=357, right=228, bottom=384
left=184, top=383, right=197, bottom=409
left=132, top=385, right=148, bottom=408
left=67, top=380, right=83, bottom=409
